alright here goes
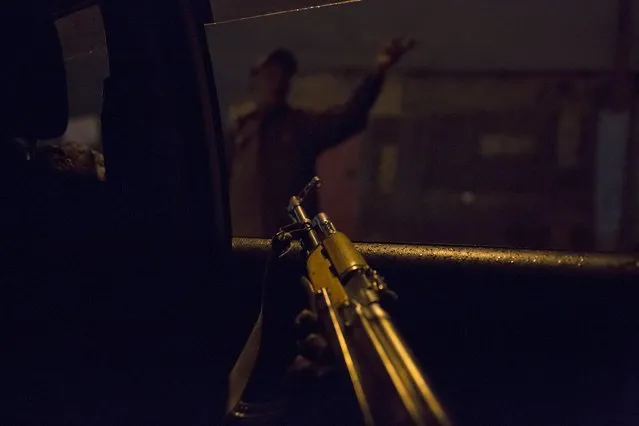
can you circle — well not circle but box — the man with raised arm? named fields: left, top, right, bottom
left=227, top=38, right=415, bottom=237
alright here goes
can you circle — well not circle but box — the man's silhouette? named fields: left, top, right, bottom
left=227, top=38, right=415, bottom=237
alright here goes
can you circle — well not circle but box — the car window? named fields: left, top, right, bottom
left=40, top=5, right=108, bottom=181
left=206, top=0, right=639, bottom=253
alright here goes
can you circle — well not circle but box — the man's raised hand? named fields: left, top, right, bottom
left=376, top=36, right=417, bottom=73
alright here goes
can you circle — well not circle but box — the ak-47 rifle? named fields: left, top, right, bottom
left=270, top=176, right=452, bottom=426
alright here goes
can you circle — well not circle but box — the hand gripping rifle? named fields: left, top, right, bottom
left=270, top=176, right=452, bottom=426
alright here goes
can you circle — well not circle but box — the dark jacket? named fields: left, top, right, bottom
left=227, top=73, right=385, bottom=237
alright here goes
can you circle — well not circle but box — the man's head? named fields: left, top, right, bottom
left=250, top=49, right=298, bottom=108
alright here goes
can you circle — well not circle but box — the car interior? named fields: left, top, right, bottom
left=1, top=0, right=638, bottom=425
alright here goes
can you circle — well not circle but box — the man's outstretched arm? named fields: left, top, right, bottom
left=309, top=37, right=416, bottom=156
